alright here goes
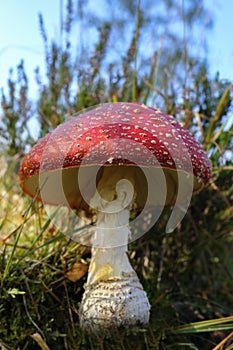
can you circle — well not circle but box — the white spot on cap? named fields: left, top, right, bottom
left=107, top=157, right=114, bottom=164
left=166, top=161, right=173, bottom=166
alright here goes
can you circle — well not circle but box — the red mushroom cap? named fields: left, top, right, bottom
left=19, top=102, right=212, bottom=210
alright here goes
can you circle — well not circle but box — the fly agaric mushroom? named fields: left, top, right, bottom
left=19, top=102, right=211, bottom=333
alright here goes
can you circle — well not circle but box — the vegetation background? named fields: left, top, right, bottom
left=0, top=0, right=232, bottom=349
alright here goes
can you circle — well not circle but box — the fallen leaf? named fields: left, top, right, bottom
left=66, top=262, right=88, bottom=282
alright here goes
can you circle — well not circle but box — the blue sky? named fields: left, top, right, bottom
left=0, top=1, right=60, bottom=96
left=0, top=0, right=232, bottom=98
left=207, top=0, right=233, bottom=79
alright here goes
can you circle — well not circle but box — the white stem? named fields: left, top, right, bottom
left=79, top=177, right=150, bottom=331
left=87, top=179, right=135, bottom=284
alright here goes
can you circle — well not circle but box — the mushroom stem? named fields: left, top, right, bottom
left=86, top=207, right=136, bottom=285
left=79, top=178, right=150, bottom=332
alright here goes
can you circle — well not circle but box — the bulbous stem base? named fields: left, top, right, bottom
left=79, top=273, right=150, bottom=333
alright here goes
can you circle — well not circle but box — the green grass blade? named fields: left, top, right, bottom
left=175, top=316, right=233, bottom=334
left=205, top=85, right=232, bottom=148
left=3, top=223, right=24, bottom=281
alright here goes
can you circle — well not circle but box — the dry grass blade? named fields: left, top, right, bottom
left=31, top=333, right=51, bottom=350
left=212, top=331, right=233, bottom=350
